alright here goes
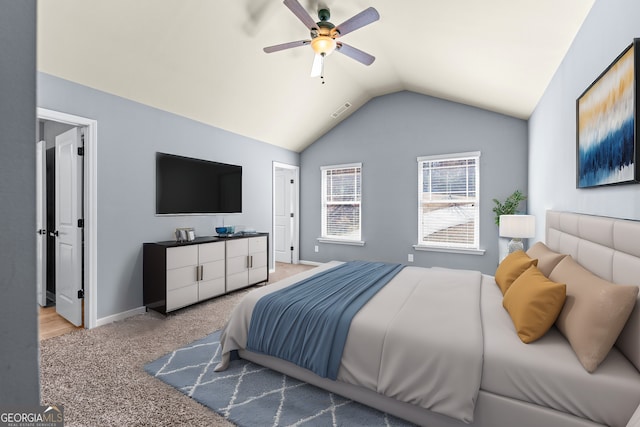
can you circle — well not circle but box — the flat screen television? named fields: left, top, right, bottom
left=156, top=152, right=242, bottom=214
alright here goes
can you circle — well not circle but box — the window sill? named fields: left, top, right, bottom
left=413, top=245, right=485, bottom=256
left=318, top=238, right=365, bottom=246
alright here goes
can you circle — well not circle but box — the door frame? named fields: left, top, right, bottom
left=272, top=162, right=300, bottom=266
left=36, top=140, right=47, bottom=307
left=37, top=107, right=98, bottom=329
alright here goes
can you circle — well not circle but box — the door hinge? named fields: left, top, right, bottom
left=290, top=179, right=294, bottom=184
left=290, top=246, right=294, bottom=251
left=77, top=146, right=84, bottom=156
left=77, top=290, right=84, bottom=299
left=290, top=213, right=294, bottom=218
left=78, top=219, right=84, bottom=228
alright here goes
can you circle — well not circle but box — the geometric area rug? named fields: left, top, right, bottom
left=145, top=330, right=416, bottom=427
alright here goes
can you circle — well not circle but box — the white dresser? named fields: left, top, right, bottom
left=143, top=233, right=268, bottom=314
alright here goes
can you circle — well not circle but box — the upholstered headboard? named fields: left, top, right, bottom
left=546, top=210, right=640, bottom=370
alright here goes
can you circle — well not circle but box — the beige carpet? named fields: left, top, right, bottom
left=40, top=262, right=317, bottom=427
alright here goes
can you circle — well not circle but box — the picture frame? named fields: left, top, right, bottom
left=175, top=227, right=195, bottom=242
left=576, top=38, right=640, bottom=188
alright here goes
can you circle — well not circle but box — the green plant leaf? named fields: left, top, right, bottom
left=493, top=190, right=527, bottom=226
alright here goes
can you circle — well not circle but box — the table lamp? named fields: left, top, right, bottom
left=499, top=214, right=535, bottom=253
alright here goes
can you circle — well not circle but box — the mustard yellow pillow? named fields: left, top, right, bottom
left=549, top=256, right=639, bottom=372
left=526, top=242, right=567, bottom=277
left=503, top=265, right=566, bottom=343
left=495, top=250, right=538, bottom=295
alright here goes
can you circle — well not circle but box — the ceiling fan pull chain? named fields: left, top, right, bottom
left=321, top=53, right=326, bottom=84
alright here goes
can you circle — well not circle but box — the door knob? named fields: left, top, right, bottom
left=37, top=229, right=46, bottom=235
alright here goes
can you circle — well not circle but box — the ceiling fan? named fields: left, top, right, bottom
left=263, top=0, right=380, bottom=82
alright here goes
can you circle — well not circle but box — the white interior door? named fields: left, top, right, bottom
left=274, top=168, right=295, bottom=263
left=36, top=140, right=47, bottom=307
left=55, top=127, right=83, bottom=326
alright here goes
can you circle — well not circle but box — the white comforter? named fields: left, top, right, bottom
left=217, top=262, right=484, bottom=423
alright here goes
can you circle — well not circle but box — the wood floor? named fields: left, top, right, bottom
left=39, top=306, right=83, bottom=340
left=38, top=262, right=316, bottom=341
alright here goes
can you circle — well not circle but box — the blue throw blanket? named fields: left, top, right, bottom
left=246, top=261, right=404, bottom=380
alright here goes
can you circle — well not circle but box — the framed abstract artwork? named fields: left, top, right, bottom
left=576, top=39, right=639, bottom=188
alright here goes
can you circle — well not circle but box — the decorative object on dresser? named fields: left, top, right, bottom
left=499, top=214, right=535, bottom=254
left=143, top=233, right=268, bottom=314
left=175, top=227, right=195, bottom=242
left=576, top=38, right=639, bottom=188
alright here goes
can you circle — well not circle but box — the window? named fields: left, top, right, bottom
left=417, top=152, right=480, bottom=251
left=320, top=163, right=362, bottom=243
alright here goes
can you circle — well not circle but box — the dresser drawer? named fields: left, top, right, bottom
left=166, top=265, right=197, bottom=291
left=198, top=241, right=225, bottom=263
left=227, top=271, right=248, bottom=292
left=199, top=277, right=225, bottom=301
left=249, top=236, right=267, bottom=253
left=249, top=267, right=268, bottom=284
left=202, top=259, right=225, bottom=281
left=226, top=238, right=248, bottom=258
left=166, top=245, right=198, bottom=269
left=166, top=283, right=198, bottom=311
left=250, top=251, right=267, bottom=268
left=227, top=254, right=248, bottom=275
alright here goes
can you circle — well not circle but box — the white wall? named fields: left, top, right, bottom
left=529, top=0, right=640, bottom=240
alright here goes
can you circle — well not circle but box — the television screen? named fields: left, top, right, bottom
left=156, top=152, right=242, bottom=214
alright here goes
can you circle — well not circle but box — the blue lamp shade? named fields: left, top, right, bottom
left=499, top=215, right=536, bottom=253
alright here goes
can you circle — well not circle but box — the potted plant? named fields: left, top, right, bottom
left=493, top=190, right=527, bottom=263
left=492, top=190, right=527, bottom=226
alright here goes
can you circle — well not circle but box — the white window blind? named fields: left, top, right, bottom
left=417, top=152, right=480, bottom=250
left=321, top=164, right=362, bottom=241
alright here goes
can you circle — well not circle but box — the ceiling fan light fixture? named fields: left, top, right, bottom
left=263, top=0, right=379, bottom=77
left=311, top=35, right=336, bottom=56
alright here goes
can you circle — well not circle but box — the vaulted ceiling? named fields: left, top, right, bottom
left=37, top=0, right=594, bottom=152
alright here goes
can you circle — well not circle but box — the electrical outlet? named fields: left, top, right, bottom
left=315, top=245, right=319, bottom=253
left=408, top=254, right=414, bottom=262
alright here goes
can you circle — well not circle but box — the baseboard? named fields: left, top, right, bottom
left=299, top=260, right=323, bottom=266
left=95, top=306, right=147, bottom=328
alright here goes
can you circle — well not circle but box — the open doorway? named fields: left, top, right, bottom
left=37, top=121, right=75, bottom=307
left=273, top=162, right=300, bottom=266
left=37, top=122, right=84, bottom=329
left=37, top=108, right=98, bottom=330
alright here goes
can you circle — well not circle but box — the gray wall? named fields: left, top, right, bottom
left=529, top=0, right=640, bottom=239
left=300, top=91, right=528, bottom=275
left=0, top=0, right=39, bottom=404
left=38, top=73, right=299, bottom=321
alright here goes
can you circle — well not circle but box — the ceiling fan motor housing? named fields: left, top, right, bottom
left=315, top=9, right=336, bottom=34
left=318, top=8, right=331, bottom=23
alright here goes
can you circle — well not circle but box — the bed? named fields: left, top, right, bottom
left=216, top=211, right=640, bottom=427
